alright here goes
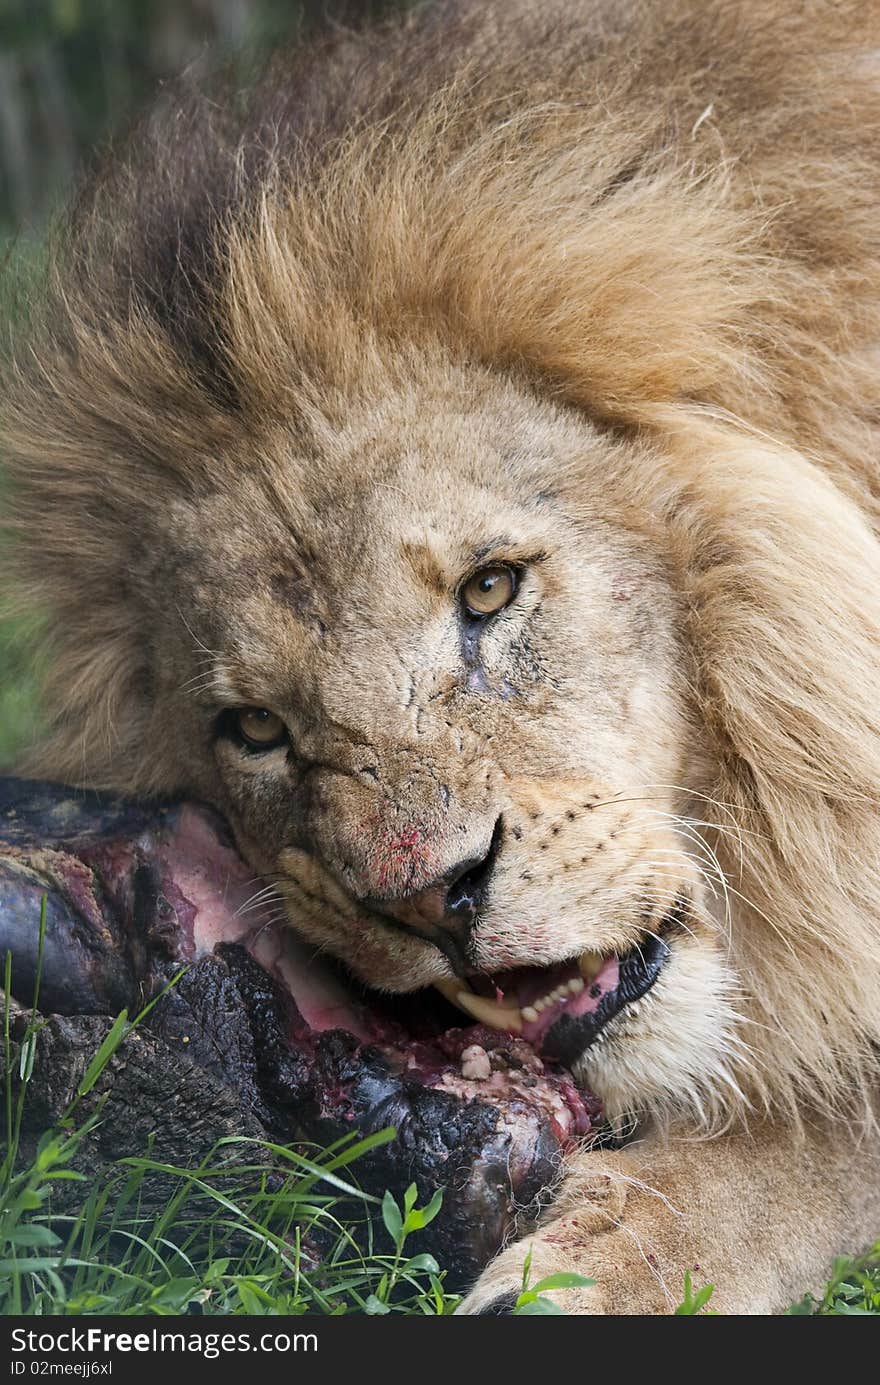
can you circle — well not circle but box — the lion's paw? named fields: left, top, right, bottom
left=457, top=1229, right=606, bottom=1315
left=457, top=1169, right=696, bottom=1316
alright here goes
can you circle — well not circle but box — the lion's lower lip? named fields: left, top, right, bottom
left=542, top=928, right=672, bottom=1063
left=434, top=919, right=675, bottom=1052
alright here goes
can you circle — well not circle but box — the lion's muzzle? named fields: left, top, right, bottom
left=360, top=815, right=504, bottom=975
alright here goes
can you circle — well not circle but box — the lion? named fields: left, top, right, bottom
left=2, top=0, right=880, bottom=1314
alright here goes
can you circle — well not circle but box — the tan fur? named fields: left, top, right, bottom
left=460, top=1118, right=880, bottom=1314
left=2, top=0, right=880, bottom=1311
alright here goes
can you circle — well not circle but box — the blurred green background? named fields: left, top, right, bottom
left=0, top=0, right=399, bottom=770
left=0, top=0, right=392, bottom=237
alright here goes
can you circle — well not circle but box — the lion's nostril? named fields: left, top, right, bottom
left=368, top=816, right=503, bottom=974
left=445, top=816, right=503, bottom=917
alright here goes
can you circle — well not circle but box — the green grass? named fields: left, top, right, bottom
left=789, top=1252, right=880, bottom=1316
left=1, top=925, right=461, bottom=1317
left=1, top=920, right=877, bottom=1316
left=1, top=1126, right=460, bottom=1317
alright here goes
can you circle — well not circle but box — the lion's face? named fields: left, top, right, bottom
left=6, top=0, right=880, bottom=1142
left=146, top=366, right=738, bottom=1119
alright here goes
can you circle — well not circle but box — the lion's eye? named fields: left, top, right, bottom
left=461, top=565, right=518, bottom=617
left=234, top=707, right=287, bottom=750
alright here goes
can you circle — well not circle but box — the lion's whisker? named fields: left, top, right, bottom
left=234, top=882, right=284, bottom=918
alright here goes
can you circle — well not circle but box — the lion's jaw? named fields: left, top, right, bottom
left=144, top=371, right=740, bottom=1123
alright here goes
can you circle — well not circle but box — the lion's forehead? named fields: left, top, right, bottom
left=168, top=473, right=666, bottom=625
left=153, top=382, right=682, bottom=737
left=177, top=525, right=675, bottom=701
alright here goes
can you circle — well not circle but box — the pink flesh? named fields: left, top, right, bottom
left=153, top=806, right=257, bottom=957
left=158, top=806, right=372, bottom=1039
left=248, top=927, right=374, bottom=1040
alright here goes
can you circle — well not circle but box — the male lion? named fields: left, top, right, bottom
left=2, top=0, right=880, bottom=1314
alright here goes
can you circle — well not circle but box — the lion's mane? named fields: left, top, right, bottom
left=3, top=0, right=880, bottom=1126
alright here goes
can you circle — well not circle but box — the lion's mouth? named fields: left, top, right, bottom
left=433, top=919, right=675, bottom=1059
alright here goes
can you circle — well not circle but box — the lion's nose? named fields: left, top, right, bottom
left=372, top=817, right=503, bottom=975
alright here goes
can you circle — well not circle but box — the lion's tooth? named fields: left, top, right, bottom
left=491, top=993, right=523, bottom=1013
left=569, top=977, right=585, bottom=995
left=435, top=976, right=520, bottom=1014
left=435, top=977, right=467, bottom=1007
left=579, top=950, right=605, bottom=982
left=454, top=990, right=523, bottom=1034
left=522, top=1005, right=539, bottom=1022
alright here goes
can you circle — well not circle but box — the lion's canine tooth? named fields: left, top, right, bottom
left=579, top=950, right=605, bottom=982
left=454, top=990, right=523, bottom=1033
left=435, top=977, right=467, bottom=1007
left=434, top=978, right=521, bottom=1030
left=522, top=1005, right=539, bottom=1022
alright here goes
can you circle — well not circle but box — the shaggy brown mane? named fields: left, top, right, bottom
left=3, top=0, right=880, bottom=1132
